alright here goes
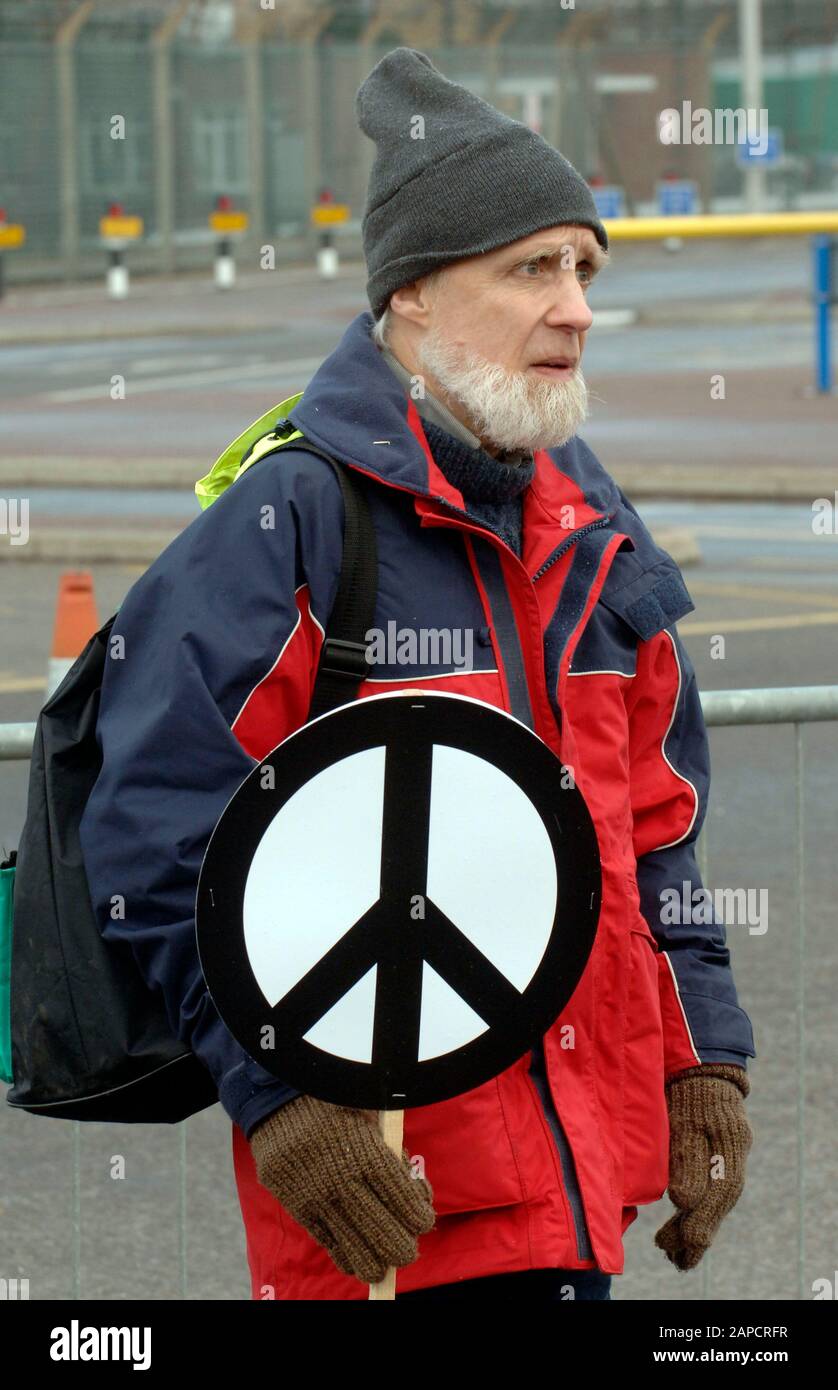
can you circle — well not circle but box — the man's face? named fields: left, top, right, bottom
left=390, top=224, right=608, bottom=456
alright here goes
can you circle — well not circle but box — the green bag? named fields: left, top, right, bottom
left=0, top=852, right=14, bottom=1084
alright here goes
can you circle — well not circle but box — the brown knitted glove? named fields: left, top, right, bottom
left=654, top=1063, right=753, bottom=1272
left=249, top=1095, right=436, bottom=1285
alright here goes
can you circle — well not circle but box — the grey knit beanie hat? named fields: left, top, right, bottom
left=355, top=47, right=608, bottom=321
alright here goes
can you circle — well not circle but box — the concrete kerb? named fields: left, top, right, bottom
left=1, top=458, right=200, bottom=488
left=1, top=458, right=833, bottom=502
left=0, top=321, right=273, bottom=346
left=0, top=529, right=183, bottom=564
left=0, top=299, right=810, bottom=345
left=610, top=465, right=837, bottom=502
left=0, top=261, right=334, bottom=345
left=0, top=252, right=811, bottom=344
left=0, top=524, right=702, bottom=568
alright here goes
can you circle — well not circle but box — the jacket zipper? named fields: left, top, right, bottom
left=429, top=493, right=616, bottom=584
left=427, top=491, right=611, bottom=1262
left=525, top=1054, right=593, bottom=1262
left=532, top=511, right=616, bottom=582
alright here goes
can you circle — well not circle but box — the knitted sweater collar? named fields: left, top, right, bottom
left=420, top=419, right=534, bottom=505
left=377, top=341, right=535, bottom=504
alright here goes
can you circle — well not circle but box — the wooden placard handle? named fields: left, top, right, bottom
left=367, top=1109, right=405, bottom=1301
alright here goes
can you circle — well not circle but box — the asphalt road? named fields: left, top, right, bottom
left=0, top=239, right=832, bottom=479
left=0, top=319, right=819, bottom=468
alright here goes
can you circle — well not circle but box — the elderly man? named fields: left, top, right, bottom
left=79, top=48, right=755, bottom=1302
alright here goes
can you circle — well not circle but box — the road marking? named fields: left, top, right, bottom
left=685, top=579, right=838, bottom=608
left=745, top=554, right=838, bottom=572
left=591, top=309, right=637, bottom=328
left=680, top=610, right=838, bottom=635
left=0, top=673, right=46, bottom=693
left=681, top=524, right=821, bottom=542
left=41, top=356, right=326, bottom=403
left=130, top=355, right=225, bottom=374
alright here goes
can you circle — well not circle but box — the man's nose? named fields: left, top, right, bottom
left=543, top=277, right=594, bottom=335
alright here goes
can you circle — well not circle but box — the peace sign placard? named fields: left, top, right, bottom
left=196, top=692, right=601, bottom=1110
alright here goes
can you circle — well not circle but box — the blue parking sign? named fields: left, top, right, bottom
left=657, top=180, right=698, bottom=216
left=736, top=127, right=783, bottom=168
left=591, top=186, right=625, bottom=219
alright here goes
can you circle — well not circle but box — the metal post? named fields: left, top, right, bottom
left=695, top=826, right=713, bottom=1300
left=794, top=723, right=806, bottom=1300
left=179, top=1122, right=188, bottom=1300
left=55, top=1, right=96, bottom=281
left=214, top=236, right=235, bottom=288
left=242, top=36, right=267, bottom=251
left=106, top=245, right=129, bottom=299
left=318, top=226, right=336, bottom=277
left=72, top=1121, right=81, bottom=1298
left=739, top=0, right=766, bottom=213
left=813, top=234, right=833, bottom=395
left=299, top=11, right=332, bottom=264
left=151, top=0, right=191, bottom=276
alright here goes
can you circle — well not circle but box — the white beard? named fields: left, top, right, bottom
left=416, top=321, right=589, bottom=455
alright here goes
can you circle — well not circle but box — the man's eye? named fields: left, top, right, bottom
left=518, top=259, right=594, bottom=284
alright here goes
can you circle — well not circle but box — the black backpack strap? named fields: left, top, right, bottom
left=246, top=431, right=378, bottom=720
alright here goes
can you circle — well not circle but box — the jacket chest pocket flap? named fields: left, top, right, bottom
left=570, top=559, right=696, bottom=676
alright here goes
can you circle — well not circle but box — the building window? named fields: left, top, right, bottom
left=191, top=110, right=248, bottom=194
left=79, top=117, right=151, bottom=194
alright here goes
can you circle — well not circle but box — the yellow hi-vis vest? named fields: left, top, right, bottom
left=194, top=391, right=305, bottom=511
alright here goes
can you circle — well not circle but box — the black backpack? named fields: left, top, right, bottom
left=5, top=438, right=377, bottom=1124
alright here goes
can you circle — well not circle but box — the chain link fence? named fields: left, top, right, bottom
left=2, top=0, right=838, bottom=282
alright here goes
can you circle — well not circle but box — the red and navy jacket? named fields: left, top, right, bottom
left=79, top=309, right=756, bottom=1297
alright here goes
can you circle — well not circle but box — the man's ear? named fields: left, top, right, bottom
left=390, top=280, right=434, bottom=330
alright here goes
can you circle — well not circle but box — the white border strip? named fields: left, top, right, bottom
left=660, top=951, right=702, bottom=1065
left=568, top=667, right=636, bottom=678
left=363, top=668, right=499, bottom=683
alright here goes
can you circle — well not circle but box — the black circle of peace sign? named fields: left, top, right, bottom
left=195, top=692, right=602, bottom=1110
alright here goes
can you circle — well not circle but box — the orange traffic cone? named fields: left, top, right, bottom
left=45, top=571, right=99, bottom=701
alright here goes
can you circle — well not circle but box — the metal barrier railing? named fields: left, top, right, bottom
left=0, top=722, right=36, bottom=760
left=3, top=685, right=838, bottom=760
left=2, top=682, right=837, bottom=1300
left=691, top=685, right=838, bottom=1301
left=603, top=212, right=838, bottom=394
